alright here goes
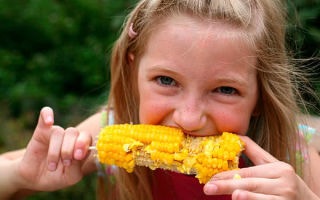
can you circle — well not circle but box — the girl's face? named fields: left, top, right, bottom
left=137, top=15, right=258, bottom=136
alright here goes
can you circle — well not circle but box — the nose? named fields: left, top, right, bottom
left=172, top=97, right=207, bottom=132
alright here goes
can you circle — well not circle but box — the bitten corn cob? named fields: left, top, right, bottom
left=96, top=124, right=245, bottom=183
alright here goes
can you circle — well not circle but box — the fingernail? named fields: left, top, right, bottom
left=48, top=162, right=57, bottom=171
left=63, top=159, right=71, bottom=166
left=239, top=191, right=247, bottom=199
left=204, top=183, right=218, bottom=194
left=234, top=190, right=247, bottom=200
left=74, top=149, right=83, bottom=159
left=45, top=116, right=53, bottom=124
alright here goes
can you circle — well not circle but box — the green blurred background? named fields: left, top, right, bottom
left=0, top=0, right=319, bottom=199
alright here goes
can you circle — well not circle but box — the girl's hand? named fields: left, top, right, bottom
left=17, top=107, right=92, bottom=192
left=203, top=136, right=320, bottom=200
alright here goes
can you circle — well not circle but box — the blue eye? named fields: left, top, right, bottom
left=156, top=76, right=176, bottom=86
left=216, top=86, right=237, bottom=95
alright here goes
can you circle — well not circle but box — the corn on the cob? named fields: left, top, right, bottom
left=96, top=124, right=245, bottom=184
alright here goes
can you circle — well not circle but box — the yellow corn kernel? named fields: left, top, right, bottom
left=233, top=173, right=242, bottom=179
left=96, top=124, right=245, bottom=183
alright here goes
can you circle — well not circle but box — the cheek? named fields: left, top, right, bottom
left=139, top=93, right=170, bottom=124
left=137, top=70, right=174, bottom=125
left=139, top=102, right=161, bottom=124
left=213, top=110, right=251, bottom=135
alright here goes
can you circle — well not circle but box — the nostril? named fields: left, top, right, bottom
left=181, top=129, right=196, bottom=136
left=173, top=109, right=207, bottom=132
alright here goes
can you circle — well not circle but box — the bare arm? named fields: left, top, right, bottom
left=0, top=154, right=23, bottom=200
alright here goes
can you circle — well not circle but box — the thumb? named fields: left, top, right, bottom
left=239, top=136, right=278, bottom=165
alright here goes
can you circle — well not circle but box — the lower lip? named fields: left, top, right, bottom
left=183, top=132, right=215, bottom=137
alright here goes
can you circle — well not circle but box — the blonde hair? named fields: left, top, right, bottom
left=104, top=0, right=307, bottom=199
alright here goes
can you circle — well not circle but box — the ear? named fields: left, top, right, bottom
left=127, top=52, right=135, bottom=68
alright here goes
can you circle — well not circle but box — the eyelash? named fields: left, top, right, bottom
left=155, top=76, right=239, bottom=96
left=156, top=76, right=177, bottom=87
left=214, top=86, right=238, bottom=95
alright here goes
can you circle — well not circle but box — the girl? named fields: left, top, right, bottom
left=1, top=0, right=320, bottom=199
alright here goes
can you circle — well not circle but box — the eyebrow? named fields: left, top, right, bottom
left=212, top=77, right=249, bottom=88
left=148, top=65, right=175, bottom=71
left=147, top=65, right=182, bottom=77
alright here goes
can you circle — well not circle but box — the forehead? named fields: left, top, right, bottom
left=145, top=14, right=255, bottom=57
left=151, top=14, right=245, bottom=40
left=140, top=14, right=257, bottom=77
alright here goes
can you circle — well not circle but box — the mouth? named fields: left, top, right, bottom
left=164, top=125, right=220, bottom=137
left=182, top=131, right=217, bottom=137
left=182, top=130, right=194, bottom=136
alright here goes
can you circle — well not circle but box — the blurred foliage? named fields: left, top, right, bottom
left=286, top=0, right=320, bottom=113
left=0, top=0, right=319, bottom=199
left=0, top=0, right=138, bottom=129
left=287, top=0, right=320, bottom=58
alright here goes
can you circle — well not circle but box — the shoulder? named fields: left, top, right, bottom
left=296, top=124, right=319, bottom=164
left=298, top=114, right=320, bottom=152
left=303, top=145, right=320, bottom=196
left=298, top=124, right=320, bottom=152
left=297, top=124, right=320, bottom=195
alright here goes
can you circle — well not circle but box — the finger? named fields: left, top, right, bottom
left=240, top=136, right=278, bottom=165
left=47, top=126, right=65, bottom=171
left=232, top=189, right=280, bottom=200
left=73, top=131, right=92, bottom=160
left=37, top=107, right=54, bottom=129
left=211, top=163, right=283, bottom=180
left=33, top=107, right=55, bottom=144
left=61, top=128, right=79, bottom=166
left=204, top=177, right=279, bottom=195
left=55, top=158, right=83, bottom=186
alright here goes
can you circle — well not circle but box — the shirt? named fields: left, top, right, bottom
left=151, top=157, right=246, bottom=200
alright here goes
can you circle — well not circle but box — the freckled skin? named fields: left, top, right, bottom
left=137, top=15, right=258, bottom=136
